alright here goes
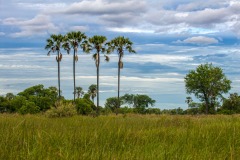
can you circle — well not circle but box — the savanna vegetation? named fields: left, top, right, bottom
left=1, top=31, right=240, bottom=159
left=0, top=114, right=240, bottom=159
left=0, top=63, right=237, bottom=115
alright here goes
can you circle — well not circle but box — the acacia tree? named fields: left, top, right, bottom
left=185, top=63, right=231, bottom=114
left=107, top=36, right=136, bottom=114
left=105, top=97, right=124, bottom=112
left=63, top=31, right=87, bottom=101
left=45, top=34, right=65, bottom=98
left=85, top=35, right=109, bottom=113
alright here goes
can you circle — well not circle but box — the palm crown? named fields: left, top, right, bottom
left=63, top=31, right=87, bottom=60
left=107, top=36, right=135, bottom=69
left=45, top=34, right=65, bottom=61
left=88, top=35, right=109, bottom=66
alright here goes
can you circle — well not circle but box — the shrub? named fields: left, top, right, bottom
left=145, top=108, right=161, bottom=114
left=217, top=109, right=234, bottom=115
left=18, top=101, right=40, bottom=114
left=118, top=106, right=134, bottom=114
left=45, top=101, right=77, bottom=118
left=75, top=98, right=96, bottom=115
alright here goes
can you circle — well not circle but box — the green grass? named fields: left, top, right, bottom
left=0, top=114, right=240, bottom=160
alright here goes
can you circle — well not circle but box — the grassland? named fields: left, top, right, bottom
left=0, top=114, right=240, bottom=160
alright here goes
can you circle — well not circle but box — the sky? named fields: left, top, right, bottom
left=1, top=0, right=240, bottom=109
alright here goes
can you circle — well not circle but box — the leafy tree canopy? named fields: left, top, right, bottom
left=185, top=63, right=231, bottom=114
left=222, top=93, right=240, bottom=113
left=105, top=97, right=123, bottom=112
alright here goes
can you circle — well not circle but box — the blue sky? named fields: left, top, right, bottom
left=1, top=0, right=240, bottom=109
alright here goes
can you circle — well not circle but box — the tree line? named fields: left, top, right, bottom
left=0, top=76, right=240, bottom=116
left=45, top=32, right=135, bottom=115
left=0, top=84, right=157, bottom=115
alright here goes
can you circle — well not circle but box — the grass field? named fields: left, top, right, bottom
left=0, top=114, right=239, bottom=160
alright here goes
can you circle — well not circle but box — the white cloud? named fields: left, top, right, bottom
left=0, top=64, right=42, bottom=69
left=121, top=76, right=183, bottom=82
left=53, top=0, right=147, bottom=27
left=62, top=0, right=147, bottom=15
left=107, top=27, right=154, bottom=33
left=174, top=36, right=219, bottom=45
left=16, top=2, right=67, bottom=11
left=125, top=54, right=192, bottom=64
left=145, top=1, right=240, bottom=35
left=70, top=26, right=89, bottom=32
left=176, top=0, right=229, bottom=11
left=2, top=15, right=59, bottom=37
left=2, top=0, right=240, bottom=36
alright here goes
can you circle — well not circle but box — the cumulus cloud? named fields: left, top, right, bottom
left=2, top=15, right=59, bottom=37
left=174, top=36, right=219, bottom=45
left=62, top=0, right=146, bottom=15
left=2, top=0, right=240, bottom=36
left=55, top=0, right=147, bottom=26
left=146, top=1, right=240, bottom=35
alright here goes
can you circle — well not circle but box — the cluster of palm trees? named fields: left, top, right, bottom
left=45, top=31, right=136, bottom=113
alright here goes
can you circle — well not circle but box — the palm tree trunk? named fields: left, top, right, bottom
left=57, top=51, right=61, bottom=99
left=117, top=58, right=121, bottom=115
left=73, top=49, right=76, bottom=102
left=97, top=53, right=100, bottom=115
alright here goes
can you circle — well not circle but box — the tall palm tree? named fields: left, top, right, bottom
left=88, top=84, right=97, bottom=103
left=107, top=36, right=135, bottom=114
left=63, top=31, right=87, bottom=101
left=85, top=35, right=109, bottom=113
left=45, top=34, right=65, bottom=98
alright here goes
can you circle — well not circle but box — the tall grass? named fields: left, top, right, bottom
left=0, top=114, right=239, bottom=159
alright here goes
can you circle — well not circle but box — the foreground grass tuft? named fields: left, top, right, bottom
left=0, top=114, right=240, bottom=159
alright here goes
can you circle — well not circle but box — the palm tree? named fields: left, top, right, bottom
left=85, top=35, right=109, bottom=113
left=107, top=36, right=136, bottom=114
left=75, top=86, right=84, bottom=99
left=45, top=34, right=65, bottom=98
left=63, top=31, right=87, bottom=101
left=88, top=84, right=97, bottom=103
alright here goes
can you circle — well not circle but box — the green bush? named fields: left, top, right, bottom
left=145, top=108, right=161, bottom=114
left=45, top=101, right=77, bottom=118
left=75, top=98, right=96, bottom=115
left=118, top=106, right=134, bottom=114
left=217, top=109, right=234, bottom=115
left=18, top=101, right=40, bottom=114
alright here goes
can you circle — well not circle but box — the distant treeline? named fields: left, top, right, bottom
left=0, top=83, right=239, bottom=116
